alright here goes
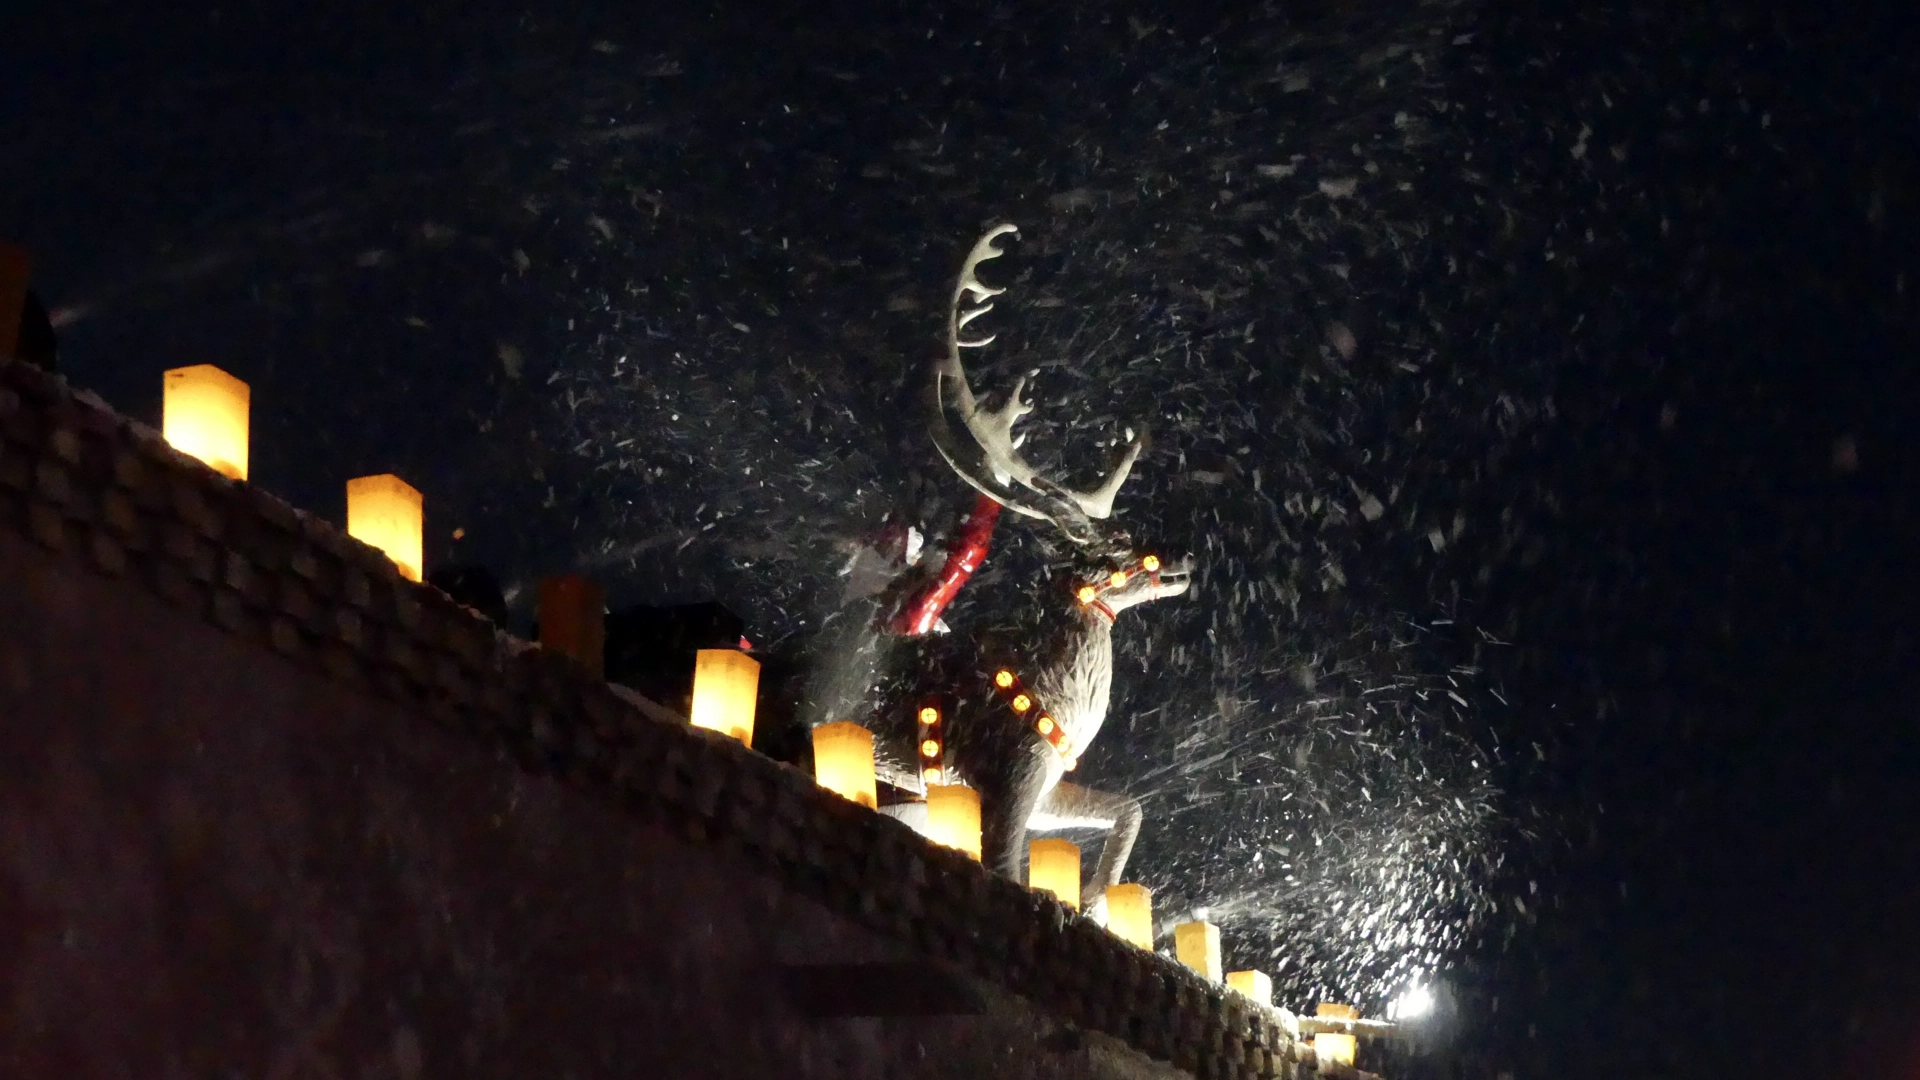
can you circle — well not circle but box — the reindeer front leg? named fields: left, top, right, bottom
left=1031, top=780, right=1144, bottom=916
left=979, top=779, right=1042, bottom=883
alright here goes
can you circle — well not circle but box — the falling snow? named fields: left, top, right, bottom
left=28, top=0, right=1913, bottom=1047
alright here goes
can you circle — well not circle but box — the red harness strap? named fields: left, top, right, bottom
left=889, top=493, right=1003, bottom=637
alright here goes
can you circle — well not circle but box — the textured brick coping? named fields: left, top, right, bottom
left=0, top=354, right=1319, bottom=1080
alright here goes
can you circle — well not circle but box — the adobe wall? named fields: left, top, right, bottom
left=0, top=354, right=1311, bottom=1079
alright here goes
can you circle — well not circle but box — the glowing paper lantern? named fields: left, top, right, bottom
left=1028, top=838, right=1081, bottom=910
left=1105, top=883, right=1153, bottom=949
left=923, top=783, right=981, bottom=860
left=1227, top=970, right=1272, bottom=1006
left=163, top=365, right=250, bottom=481
left=1314, top=1003, right=1359, bottom=1068
left=346, top=474, right=423, bottom=581
left=812, top=721, right=877, bottom=809
left=690, top=648, right=760, bottom=747
left=1174, top=919, right=1221, bottom=982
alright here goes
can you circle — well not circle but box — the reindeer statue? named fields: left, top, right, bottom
left=834, top=224, right=1193, bottom=916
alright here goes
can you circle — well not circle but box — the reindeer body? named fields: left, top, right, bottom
left=807, top=224, right=1190, bottom=912
left=861, top=590, right=1120, bottom=901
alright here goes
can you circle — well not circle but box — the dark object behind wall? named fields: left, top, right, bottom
left=427, top=564, right=510, bottom=628
left=16, top=292, right=58, bottom=373
left=606, top=603, right=809, bottom=766
left=604, top=601, right=747, bottom=713
left=0, top=242, right=37, bottom=365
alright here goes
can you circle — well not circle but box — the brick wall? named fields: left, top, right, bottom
left=0, top=354, right=1311, bottom=1079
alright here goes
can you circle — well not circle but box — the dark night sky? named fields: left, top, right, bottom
left=5, top=1, right=1918, bottom=1077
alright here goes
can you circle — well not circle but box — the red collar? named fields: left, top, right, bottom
left=1073, top=580, right=1118, bottom=623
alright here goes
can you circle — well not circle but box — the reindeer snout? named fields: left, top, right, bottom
left=1154, top=555, right=1196, bottom=597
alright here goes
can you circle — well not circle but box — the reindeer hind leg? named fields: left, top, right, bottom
left=1030, top=780, right=1144, bottom=915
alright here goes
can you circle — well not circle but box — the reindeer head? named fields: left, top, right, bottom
left=1067, top=550, right=1195, bottom=619
left=926, top=224, right=1169, bottom=558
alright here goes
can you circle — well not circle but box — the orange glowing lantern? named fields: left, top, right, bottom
left=1174, top=919, right=1222, bottom=982
left=1028, top=838, right=1081, bottom=910
left=812, top=721, right=877, bottom=809
left=0, top=241, right=29, bottom=359
left=1105, top=883, right=1153, bottom=949
left=1227, top=970, right=1273, bottom=1007
left=923, top=783, right=982, bottom=860
left=163, top=365, right=251, bottom=481
left=691, top=648, right=760, bottom=747
left=538, top=573, right=605, bottom=676
left=346, top=474, right=423, bottom=581
left=1313, top=1003, right=1359, bottom=1068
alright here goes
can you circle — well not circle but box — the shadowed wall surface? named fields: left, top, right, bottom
left=0, top=350, right=1322, bottom=1079
left=0, top=518, right=1194, bottom=1078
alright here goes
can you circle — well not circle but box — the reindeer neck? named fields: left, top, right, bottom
left=1023, top=602, right=1116, bottom=752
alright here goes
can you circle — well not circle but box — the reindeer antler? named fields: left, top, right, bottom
left=926, top=225, right=1145, bottom=546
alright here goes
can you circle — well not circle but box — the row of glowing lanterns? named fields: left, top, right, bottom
left=161, top=365, right=425, bottom=581
left=811, top=715, right=1358, bottom=1064
left=158, top=363, right=1363, bottom=1068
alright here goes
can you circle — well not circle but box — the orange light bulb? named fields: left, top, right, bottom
left=1142, top=554, right=1161, bottom=572
left=1011, top=694, right=1032, bottom=713
left=994, top=670, right=1015, bottom=689
left=1109, top=570, right=1129, bottom=587
left=921, top=738, right=942, bottom=757
left=1076, top=585, right=1098, bottom=603
left=1036, top=716, right=1055, bottom=735
left=922, top=766, right=943, bottom=784
left=919, top=706, right=939, bottom=724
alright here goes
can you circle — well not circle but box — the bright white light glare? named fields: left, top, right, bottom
left=1388, top=983, right=1435, bottom=1020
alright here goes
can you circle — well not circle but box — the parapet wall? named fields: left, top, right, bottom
left=0, top=353, right=1313, bottom=1079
